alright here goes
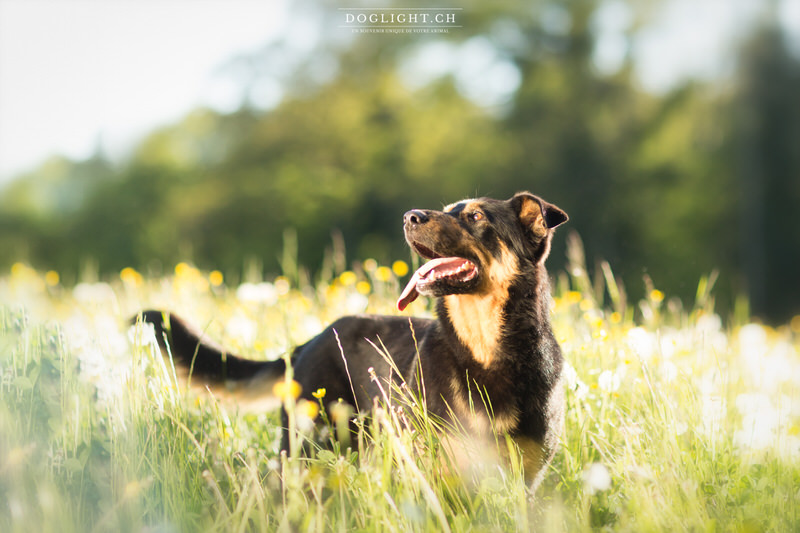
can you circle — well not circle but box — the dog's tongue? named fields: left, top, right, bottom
left=396, top=257, right=466, bottom=311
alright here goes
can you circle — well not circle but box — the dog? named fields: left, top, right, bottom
left=135, top=191, right=568, bottom=489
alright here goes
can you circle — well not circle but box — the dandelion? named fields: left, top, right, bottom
left=73, top=282, right=115, bottom=303
left=10, top=262, right=27, bottom=278
left=346, top=293, right=369, bottom=313
left=660, top=360, right=678, bottom=383
left=301, top=315, right=323, bottom=337
left=583, top=463, right=612, bottom=494
left=209, top=270, right=224, bottom=287
left=700, top=394, right=726, bottom=436
left=273, top=379, right=302, bottom=401
left=297, top=399, right=320, bottom=420
left=274, top=277, right=291, bottom=296
left=226, top=314, right=256, bottom=345
left=120, top=267, right=143, bottom=287
left=392, top=260, right=409, bottom=277
left=44, top=270, right=60, bottom=286
left=627, top=327, right=655, bottom=360
left=124, top=480, right=143, bottom=498
left=565, top=291, right=582, bottom=304
left=356, top=281, right=371, bottom=295
left=339, top=271, right=357, bottom=286
left=363, top=258, right=378, bottom=272
left=589, top=316, right=605, bottom=330
left=375, top=266, right=392, bottom=282
left=236, top=282, right=277, bottom=305
left=174, top=262, right=192, bottom=278
left=562, top=362, right=589, bottom=399
left=610, top=312, right=622, bottom=324
left=649, top=289, right=664, bottom=303
left=598, top=369, right=621, bottom=392
left=733, top=393, right=787, bottom=451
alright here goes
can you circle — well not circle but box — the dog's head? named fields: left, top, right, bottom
left=397, top=192, right=568, bottom=310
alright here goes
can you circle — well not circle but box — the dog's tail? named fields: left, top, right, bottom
left=132, top=310, right=286, bottom=386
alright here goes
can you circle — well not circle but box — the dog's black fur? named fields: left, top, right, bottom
left=135, top=192, right=568, bottom=488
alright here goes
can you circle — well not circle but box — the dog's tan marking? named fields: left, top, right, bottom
left=507, top=436, right=546, bottom=481
left=517, top=196, right=547, bottom=237
left=449, top=377, right=490, bottom=433
left=444, top=243, right=518, bottom=367
left=443, top=199, right=476, bottom=213
left=448, top=377, right=520, bottom=434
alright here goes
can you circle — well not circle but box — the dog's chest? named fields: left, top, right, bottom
left=447, top=376, right=520, bottom=435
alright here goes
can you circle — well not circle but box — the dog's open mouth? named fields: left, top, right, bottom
left=397, top=250, right=478, bottom=311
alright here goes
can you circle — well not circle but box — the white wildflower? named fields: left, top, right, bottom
left=626, top=327, right=655, bottom=360
left=583, top=463, right=612, bottom=494
left=226, top=314, right=256, bottom=346
left=345, top=292, right=368, bottom=314
left=734, top=393, right=784, bottom=451
left=562, top=361, right=589, bottom=400
left=660, top=360, right=678, bottom=383
left=301, top=315, right=323, bottom=338
left=73, top=282, right=116, bottom=303
left=236, top=282, right=278, bottom=305
left=598, top=369, right=621, bottom=392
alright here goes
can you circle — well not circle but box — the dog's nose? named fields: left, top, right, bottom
left=404, top=209, right=429, bottom=225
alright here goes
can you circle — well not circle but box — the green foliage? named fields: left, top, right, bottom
left=1, top=255, right=799, bottom=532
left=1, top=0, right=799, bottom=321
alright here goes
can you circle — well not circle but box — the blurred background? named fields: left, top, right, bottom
left=1, top=0, right=799, bottom=323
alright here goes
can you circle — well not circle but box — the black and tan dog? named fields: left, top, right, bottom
left=136, top=192, right=568, bottom=488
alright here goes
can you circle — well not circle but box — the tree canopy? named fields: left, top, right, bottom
left=1, top=0, right=798, bottom=322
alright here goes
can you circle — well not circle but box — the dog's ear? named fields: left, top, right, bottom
left=511, top=192, right=568, bottom=238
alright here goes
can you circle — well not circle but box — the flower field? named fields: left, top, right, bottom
left=1, top=252, right=799, bottom=532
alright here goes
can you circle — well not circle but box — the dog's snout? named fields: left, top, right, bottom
left=404, top=209, right=429, bottom=226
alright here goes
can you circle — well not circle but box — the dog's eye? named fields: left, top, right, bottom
left=468, top=212, right=484, bottom=222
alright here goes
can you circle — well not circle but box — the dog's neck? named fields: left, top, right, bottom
left=440, top=247, right=550, bottom=368
left=442, top=291, right=506, bottom=367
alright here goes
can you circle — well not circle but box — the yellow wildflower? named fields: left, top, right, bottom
left=174, top=262, right=192, bottom=278
left=339, top=271, right=357, bottom=286
left=274, top=276, right=290, bottom=296
left=392, top=260, right=409, bottom=277
left=44, top=270, right=60, bottom=286
left=356, top=281, right=371, bottom=295
left=209, top=270, right=224, bottom=287
left=566, top=291, right=582, bottom=304
left=120, top=267, right=142, bottom=287
left=273, top=379, right=302, bottom=401
left=650, top=289, right=664, bottom=303
left=375, top=266, right=392, bottom=282
left=363, top=259, right=378, bottom=272
left=10, top=262, right=28, bottom=279
left=298, top=399, right=320, bottom=420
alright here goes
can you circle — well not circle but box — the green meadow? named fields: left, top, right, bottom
left=1, top=251, right=799, bottom=532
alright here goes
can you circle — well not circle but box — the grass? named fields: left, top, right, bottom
left=1, top=247, right=799, bottom=532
